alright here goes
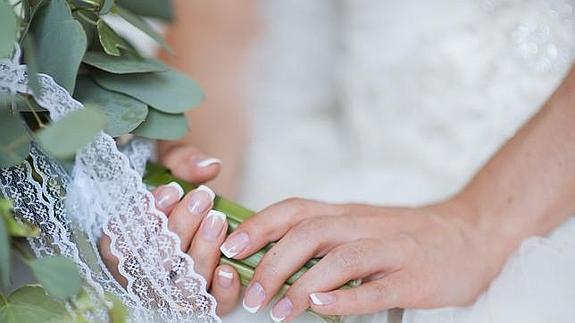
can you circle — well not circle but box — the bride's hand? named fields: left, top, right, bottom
left=221, top=198, right=512, bottom=320
left=158, top=144, right=222, bottom=184
left=100, top=173, right=240, bottom=315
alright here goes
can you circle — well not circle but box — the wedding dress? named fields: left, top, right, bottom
left=234, top=0, right=575, bottom=322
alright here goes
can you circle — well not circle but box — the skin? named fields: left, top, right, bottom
left=219, top=66, right=575, bottom=320
left=99, top=148, right=241, bottom=315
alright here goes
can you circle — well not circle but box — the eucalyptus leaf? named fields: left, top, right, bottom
left=74, top=77, right=148, bottom=137
left=0, top=0, right=18, bottom=58
left=133, top=108, right=188, bottom=140
left=0, top=110, right=32, bottom=168
left=83, top=51, right=167, bottom=74
left=92, top=69, right=204, bottom=114
left=23, top=36, right=41, bottom=97
left=3, top=216, right=40, bottom=238
left=115, top=0, right=173, bottom=20
left=0, top=215, right=10, bottom=288
left=36, top=20, right=87, bottom=92
left=36, top=108, right=106, bottom=159
left=96, top=19, right=133, bottom=56
left=107, top=293, right=128, bottom=323
left=115, top=5, right=171, bottom=51
left=29, top=256, right=82, bottom=299
left=0, top=285, right=70, bottom=323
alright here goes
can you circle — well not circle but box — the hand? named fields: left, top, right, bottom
left=158, top=143, right=222, bottom=184
left=99, top=147, right=240, bottom=316
left=220, top=198, right=513, bottom=321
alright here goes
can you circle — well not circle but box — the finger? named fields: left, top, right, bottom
left=271, top=239, right=409, bottom=321
left=220, top=198, right=342, bottom=259
left=168, top=185, right=215, bottom=251
left=153, top=182, right=185, bottom=214
left=211, top=265, right=241, bottom=316
left=160, top=145, right=221, bottom=183
left=188, top=210, right=228, bottom=284
left=242, top=216, right=356, bottom=314
left=309, top=274, right=413, bottom=316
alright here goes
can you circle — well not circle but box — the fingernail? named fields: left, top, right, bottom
left=309, top=292, right=336, bottom=306
left=155, top=182, right=184, bottom=210
left=201, top=210, right=226, bottom=241
left=270, top=297, right=293, bottom=322
left=187, top=185, right=215, bottom=216
left=220, top=232, right=250, bottom=258
left=195, top=157, right=222, bottom=168
left=243, top=282, right=265, bottom=313
left=217, top=268, right=234, bottom=288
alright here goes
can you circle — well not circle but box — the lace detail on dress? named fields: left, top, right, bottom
left=0, top=50, right=220, bottom=322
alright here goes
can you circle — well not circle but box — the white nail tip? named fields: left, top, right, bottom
left=196, top=185, right=216, bottom=201
left=217, top=269, right=233, bottom=280
left=270, top=311, right=285, bottom=322
left=242, top=300, right=260, bottom=314
left=197, top=158, right=222, bottom=168
left=208, top=210, right=226, bottom=222
left=219, top=245, right=237, bottom=259
left=309, top=293, right=323, bottom=305
left=166, top=181, right=184, bottom=199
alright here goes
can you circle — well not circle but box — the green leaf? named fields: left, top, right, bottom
left=133, top=108, right=188, bottom=140
left=0, top=109, right=32, bottom=168
left=36, top=108, right=106, bottom=159
left=28, top=256, right=82, bottom=299
left=115, top=5, right=172, bottom=51
left=3, top=217, right=40, bottom=238
left=0, top=285, right=70, bottom=323
left=115, top=0, right=173, bottom=20
left=0, top=0, right=18, bottom=58
left=74, top=77, right=148, bottom=137
left=83, top=51, right=167, bottom=74
left=0, top=216, right=10, bottom=288
left=106, top=293, right=128, bottom=323
left=36, top=20, right=87, bottom=92
left=92, top=69, right=204, bottom=114
left=23, top=36, right=41, bottom=97
left=96, top=19, right=133, bottom=57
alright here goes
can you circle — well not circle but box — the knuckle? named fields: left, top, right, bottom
left=332, top=245, right=363, bottom=274
left=293, top=218, right=324, bottom=240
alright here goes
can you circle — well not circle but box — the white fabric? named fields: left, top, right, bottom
left=236, top=0, right=575, bottom=322
left=0, top=51, right=219, bottom=322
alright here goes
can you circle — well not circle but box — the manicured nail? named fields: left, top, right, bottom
left=220, top=232, right=250, bottom=258
left=201, top=210, right=226, bottom=241
left=195, top=157, right=221, bottom=168
left=217, top=268, right=234, bottom=288
left=155, top=181, right=184, bottom=210
left=270, top=297, right=293, bottom=322
left=309, top=293, right=336, bottom=306
left=187, top=185, right=215, bottom=216
left=243, top=282, right=265, bottom=313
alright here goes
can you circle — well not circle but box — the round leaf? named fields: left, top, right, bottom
left=83, top=51, right=167, bottom=74
left=0, top=109, right=32, bottom=168
left=115, top=0, right=173, bottom=20
left=29, top=256, right=82, bottom=299
left=0, top=216, right=10, bottom=288
left=133, top=108, right=188, bottom=140
left=93, top=69, right=204, bottom=114
left=96, top=19, right=133, bottom=57
left=74, top=77, right=148, bottom=137
left=0, top=285, right=69, bottom=323
left=36, top=108, right=106, bottom=159
left=0, top=0, right=18, bottom=58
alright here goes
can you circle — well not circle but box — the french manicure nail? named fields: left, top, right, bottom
left=309, top=293, right=336, bottom=306
left=270, top=297, right=293, bottom=322
left=202, top=210, right=226, bottom=241
left=155, top=181, right=184, bottom=210
left=195, top=157, right=222, bottom=168
left=217, top=268, right=234, bottom=288
left=220, top=232, right=250, bottom=258
left=243, top=282, right=265, bottom=313
left=187, top=185, right=215, bottom=216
